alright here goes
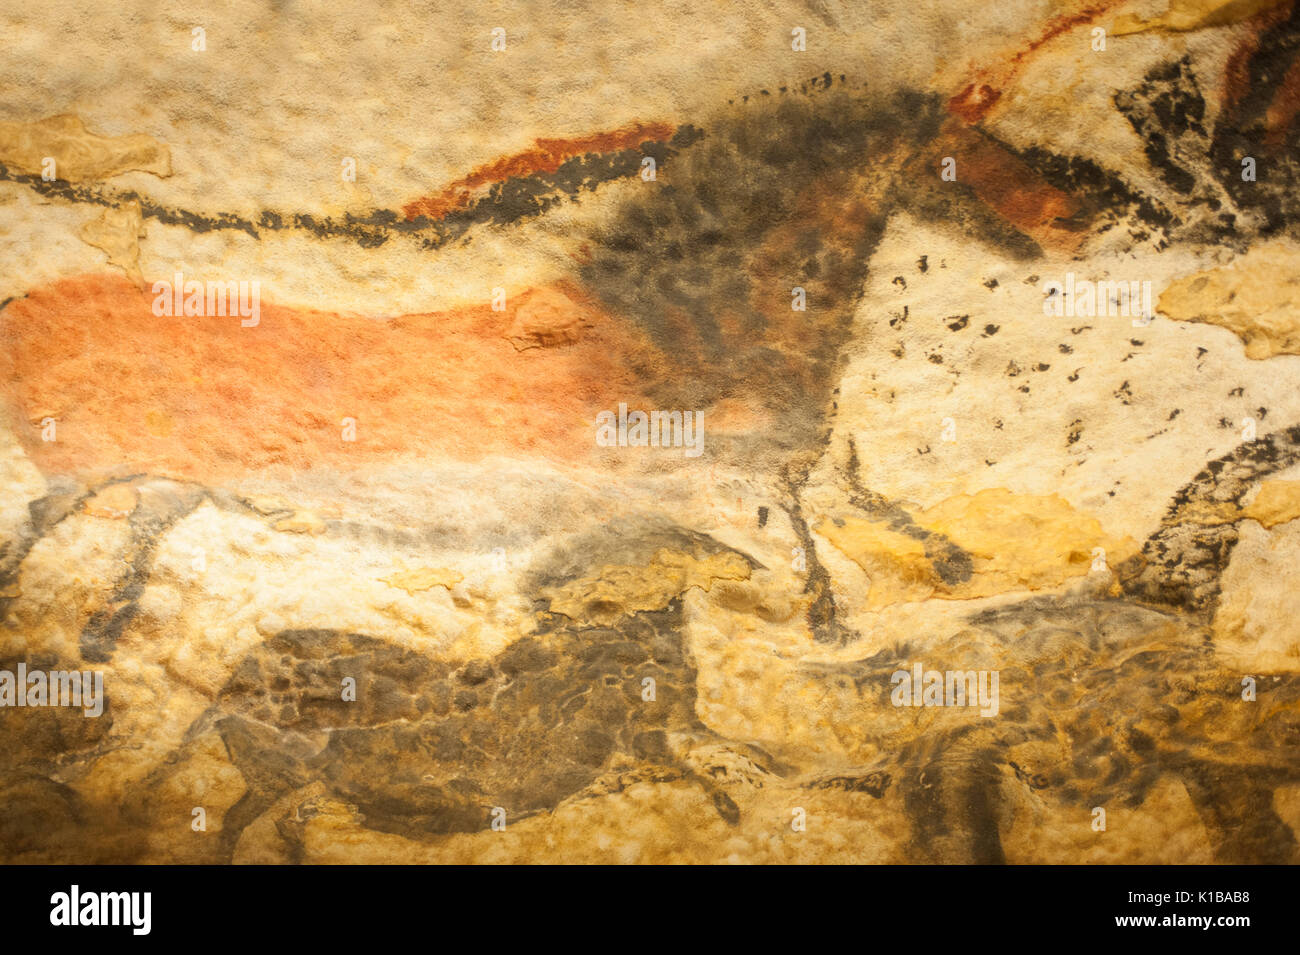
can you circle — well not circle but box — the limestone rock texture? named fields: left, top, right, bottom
left=2, top=0, right=1300, bottom=864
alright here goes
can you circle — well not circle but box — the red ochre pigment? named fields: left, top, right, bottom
left=402, top=121, right=675, bottom=221
left=0, top=273, right=664, bottom=484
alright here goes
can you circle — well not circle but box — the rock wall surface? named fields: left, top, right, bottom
left=2, top=0, right=1300, bottom=863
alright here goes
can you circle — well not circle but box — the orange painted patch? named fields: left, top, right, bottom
left=928, top=123, right=1085, bottom=251
left=0, top=274, right=671, bottom=484
left=947, top=84, right=1002, bottom=124
left=401, top=122, right=675, bottom=221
